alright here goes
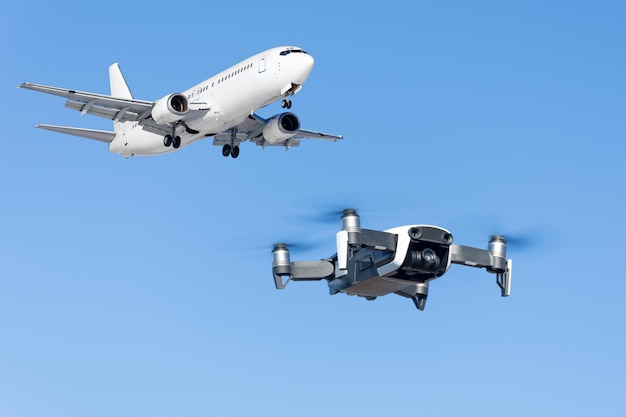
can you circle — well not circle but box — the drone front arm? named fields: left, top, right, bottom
left=336, top=228, right=398, bottom=270
left=450, top=244, right=492, bottom=268
left=360, top=229, right=398, bottom=252
left=449, top=244, right=512, bottom=296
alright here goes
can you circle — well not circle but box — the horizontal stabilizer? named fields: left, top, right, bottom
left=36, top=124, right=115, bottom=143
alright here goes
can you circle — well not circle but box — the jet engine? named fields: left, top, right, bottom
left=151, top=93, right=189, bottom=125
left=262, top=112, right=301, bottom=144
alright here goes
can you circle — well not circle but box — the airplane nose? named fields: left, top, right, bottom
left=292, top=53, right=314, bottom=84
left=303, top=53, right=314, bottom=73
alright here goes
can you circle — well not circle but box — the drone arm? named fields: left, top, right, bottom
left=360, top=229, right=397, bottom=252
left=336, top=228, right=397, bottom=271
left=291, top=261, right=335, bottom=281
left=273, top=260, right=335, bottom=289
left=450, top=244, right=493, bottom=268
left=449, top=244, right=512, bottom=297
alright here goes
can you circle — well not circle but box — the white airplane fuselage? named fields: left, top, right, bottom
left=109, top=46, right=314, bottom=157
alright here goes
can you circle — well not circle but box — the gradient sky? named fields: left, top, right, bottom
left=2, top=1, right=625, bottom=416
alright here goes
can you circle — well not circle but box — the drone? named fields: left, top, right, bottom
left=271, top=209, right=512, bottom=311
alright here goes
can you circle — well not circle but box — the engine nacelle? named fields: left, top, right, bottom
left=262, top=112, right=301, bottom=144
left=151, top=93, right=189, bottom=125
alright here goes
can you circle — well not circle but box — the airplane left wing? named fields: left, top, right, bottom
left=296, top=128, right=345, bottom=141
left=18, top=83, right=153, bottom=123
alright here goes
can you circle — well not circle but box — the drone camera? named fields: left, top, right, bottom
left=405, top=248, right=441, bottom=273
left=401, top=226, right=452, bottom=280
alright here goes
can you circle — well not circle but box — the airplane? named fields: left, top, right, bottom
left=19, top=46, right=343, bottom=159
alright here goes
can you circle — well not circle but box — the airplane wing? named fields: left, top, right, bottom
left=212, top=112, right=343, bottom=148
left=35, top=124, right=116, bottom=143
left=296, top=128, right=346, bottom=141
left=19, top=83, right=153, bottom=123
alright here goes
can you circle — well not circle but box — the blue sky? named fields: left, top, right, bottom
left=2, top=1, right=625, bottom=416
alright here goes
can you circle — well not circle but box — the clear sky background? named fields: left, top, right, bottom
left=2, top=1, right=625, bottom=416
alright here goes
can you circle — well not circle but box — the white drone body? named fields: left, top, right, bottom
left=272, top=209, right=512, bottom=311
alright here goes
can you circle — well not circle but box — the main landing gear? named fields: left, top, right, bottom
left=281, top=98, right=292, bottom=109
left=164, top=134, right=181, bottom=149
left=222, top=127, right=240, bottom=158
left=222, top=144, right=240, bottom=159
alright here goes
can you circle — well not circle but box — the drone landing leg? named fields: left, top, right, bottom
left=411, top=295, right=427, bottom=311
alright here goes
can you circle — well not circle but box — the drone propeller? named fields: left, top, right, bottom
left=300, top=205, right=416, bottom=233
left=244, top=235, right=324, bottom=260
left=270, top=240, right=321, bottom=253
left=302, top=205, right=360, bottom=224
left=499, top=233, right=537, bottom=251
left=493, top=222, right=562, bottom=254
left=441, top=211, right=558, bottom=254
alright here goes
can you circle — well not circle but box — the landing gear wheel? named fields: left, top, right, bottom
left=230, top=146, right=240, bottom=159
left=281, top=98, right=292, bottom=109
left=164, top=134, right=173, bottom=147
left=172, top=136, right=181, bottom=149
left=222, top=144, right=232, bottom=157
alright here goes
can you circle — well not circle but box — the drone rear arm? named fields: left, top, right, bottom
left=272, top=243, right=335, bottom=289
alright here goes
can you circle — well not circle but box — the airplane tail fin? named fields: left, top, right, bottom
left=109, top=63, right=133, bottom=133
left=109, top=63, right=133, bottom=99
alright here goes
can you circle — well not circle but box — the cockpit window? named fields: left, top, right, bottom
left=279, top=49, right=308, bottom=56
